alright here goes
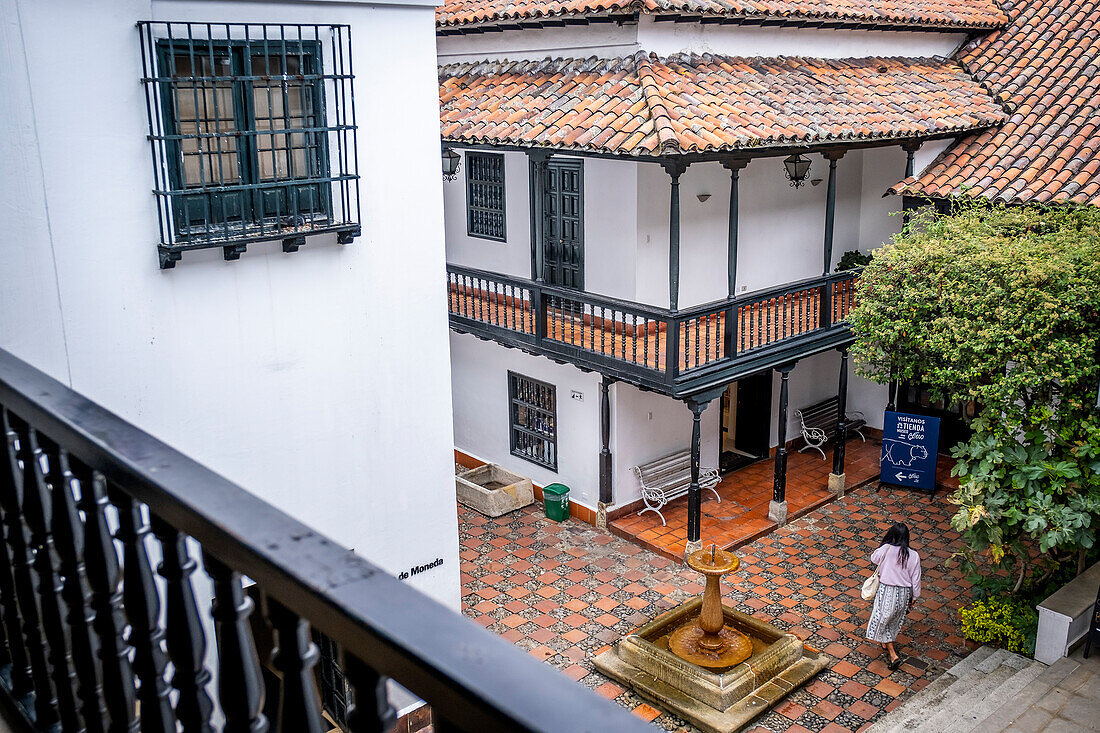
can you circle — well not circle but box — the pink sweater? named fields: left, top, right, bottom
left=871, top=544, right=922, bottom=598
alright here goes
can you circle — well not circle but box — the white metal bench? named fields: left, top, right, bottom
left=795, top=396, right=866, bottom=460
left=631, top=449, right=720, bottom=526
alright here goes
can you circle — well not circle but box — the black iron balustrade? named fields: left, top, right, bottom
left=447, top=264, right=861, bottom=397
left=0, top=348, right=652, bottom=733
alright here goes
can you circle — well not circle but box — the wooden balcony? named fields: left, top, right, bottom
left=447, top=264, right=860, bottom=398
left=0, top=349, right=651, bottom=733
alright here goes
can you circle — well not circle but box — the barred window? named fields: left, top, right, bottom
left=139, top=23, right=360, bottom=268
left=466, top=152, right=506, bottom=241
left=509, top=372, right=557, bottom=471
left=313, top=630, right=351, bottom=729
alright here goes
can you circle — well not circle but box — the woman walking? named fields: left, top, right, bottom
left=866, top=523, right=921, bottom=670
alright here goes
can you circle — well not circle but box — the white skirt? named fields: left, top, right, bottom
left=866, top=583, right=912, bottom=643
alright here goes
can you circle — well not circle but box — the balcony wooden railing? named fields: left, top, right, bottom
left=447, top=264, right=860, bottom=394
left=0, top=348, right=652, bottom=733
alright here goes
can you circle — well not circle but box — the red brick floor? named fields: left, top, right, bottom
left=460, top=480, right=972, bottom=732
left=609, top=439, right=885, bottom=561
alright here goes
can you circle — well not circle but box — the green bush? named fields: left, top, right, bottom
left=959, top=597, right=1038, bottom=655
left=835, top=249, right=872, bottom=271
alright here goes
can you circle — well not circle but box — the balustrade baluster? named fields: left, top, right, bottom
left=24, top=433, right=83, bottom=732
left=268, top=599, right=324, bottom=733
left=0, top=412, right=34, bottom=712
left=766, top=299, right=773, bottom=346
left=1, top=410, right=61, bottom=730
left=633, top=312, right=642, bottom=363
left=51, top=450, right=108, bottom=733
left=151, top=518, right=214, bottom=733
left=111, top=488, right=175, bottom=733
left=77, top=469, right=137, bottom=733
left=705, top=315, right=711, bottom=365
left=785, top=294, right=792, bottom=338
left=343, top=653, right=395, bottom=733
left=643, top=318, right=650, bottom=367
left=204, top=554, right=268, bottom=733
left=692, top=317, right=699, bottom=368
left=746, top=304, right=753, bottom=350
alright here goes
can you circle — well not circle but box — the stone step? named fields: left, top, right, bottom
left=864, top=647, right=1035, bottom=733
left=919, top=654, right=1021, bottom=732
left=863, top=651, right=985, bottom=733
left=970, top=655, right=1083, bottom=733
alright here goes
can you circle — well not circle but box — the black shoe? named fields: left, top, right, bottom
left=888, top=657, right=902, bottom=671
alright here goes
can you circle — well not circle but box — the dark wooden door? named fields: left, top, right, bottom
left=734, top=371, right=772, bottom=458
left=542, top=160, right=584, bottom=289
left=719, top=371, right=772, bottom=473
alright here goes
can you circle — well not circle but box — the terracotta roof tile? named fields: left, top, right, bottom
left=439, top=53, right=1006, bottom=155
left=436, top=0, right=1007, bottom=29
left=894, top=0, right=1100, bottom=206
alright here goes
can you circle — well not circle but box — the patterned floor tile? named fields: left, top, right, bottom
left=460, top=482, right=971, bottom=731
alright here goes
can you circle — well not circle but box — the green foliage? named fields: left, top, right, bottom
left=849, top=202, right=1100, bottom=591
left=835, top=249, right=872, bottom=271
left=959, top=597, right=1038, bottom=654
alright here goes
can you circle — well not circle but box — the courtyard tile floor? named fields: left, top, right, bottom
left=460, top=481, right=972, bottom=732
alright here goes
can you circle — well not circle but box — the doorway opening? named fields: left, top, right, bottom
left=719, top=371, right=773, bottom=474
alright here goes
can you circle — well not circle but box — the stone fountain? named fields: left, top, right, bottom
left=594, top=546, right=828, bottom=733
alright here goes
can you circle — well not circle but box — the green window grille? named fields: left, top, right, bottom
left=508, top=372, right=557, bottom=471
left=466, top=152, right=506, bottom=241
left=138, top=22, right=360, bottom=268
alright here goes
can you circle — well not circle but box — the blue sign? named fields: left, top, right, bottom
left=880, top=411, right=941, bottom=492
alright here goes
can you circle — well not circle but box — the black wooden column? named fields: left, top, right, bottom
left=528, top=150, right=552, bottom=283
left=687, top=400, right=708, bottom=544
left=902, top=141, right=919, bottom=225
left=833, top=349, right=850, bottom=476
left=822, top=151, right=844, bottom=275
left=662, top=161, right=689, bottom=312
left=598, top=376, right=614, bottom=506
left=887, top=375, right=898, bottom=412
left=773, top=365, right=795, bottom=505
left=723, top=159, right=747, bottom=358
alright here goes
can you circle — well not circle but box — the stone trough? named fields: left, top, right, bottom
left=455, top=463, right=534, bottom=517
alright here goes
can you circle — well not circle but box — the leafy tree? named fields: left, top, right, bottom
left=848, top=203, right=1100, bottom=593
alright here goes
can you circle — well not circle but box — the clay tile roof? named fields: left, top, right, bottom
left=436, top=0, right=1007, bottom=29
left=891, top=0, right=1100, bottom=206
left=439, top=53, right=1006, bottom=156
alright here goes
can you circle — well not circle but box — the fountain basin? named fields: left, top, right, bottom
left=455, top=463, right=534, bottom=517
left=594, top=597, right=829, bottom=733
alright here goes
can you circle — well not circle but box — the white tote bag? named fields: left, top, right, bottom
left=860, top=564, right=881, bottom=601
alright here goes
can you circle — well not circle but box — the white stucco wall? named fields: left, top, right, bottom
left=449, top=332, right=719, bottom=511
left=636, top=18, right=968, bottom=59
left=437, top=19, right=968, bottom=63
left=438, top=22, right=639, bottom=63
left=450, top=332, right=603, bottom=507
left=444, top=150, right=534, bottom=279
left=443, top=151, right=640, bottom=300
left=633, top=153, right=869, bottom=309
left=611, top=382, right=720, bottom=508
left=0, top=0, right=459, bottom=607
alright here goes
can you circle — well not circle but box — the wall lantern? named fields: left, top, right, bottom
left=783, top=154, right=812, bottom=188
left=442, top=147, right=461, bottom=181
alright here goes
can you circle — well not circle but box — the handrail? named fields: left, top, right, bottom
left=447, top=263, right=671, bottom=320
left=676, top=267, right=864, bottom=319
left=0, top=348, right=652, bottom=733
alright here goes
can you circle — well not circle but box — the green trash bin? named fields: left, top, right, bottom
left=543, top=483, right=570, bottom=522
